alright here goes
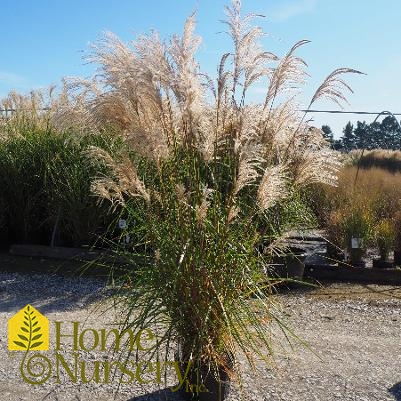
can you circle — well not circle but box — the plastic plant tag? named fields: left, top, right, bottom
left=118, top=219, right=127, bottom=229
left=351, top=237, right=362, bottom=249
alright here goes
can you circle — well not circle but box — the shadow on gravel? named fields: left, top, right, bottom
left=389, top=382, right=401, bottom=400
left=0, top=255, right=110, bottom=313
left=126, top=388, right=186, bottom=401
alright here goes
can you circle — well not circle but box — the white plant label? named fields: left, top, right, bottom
left=118, top=219, right=127, bottom=229
left=351, top=237, right=362, bottom=249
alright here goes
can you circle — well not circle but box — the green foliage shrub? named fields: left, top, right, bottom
left=0, top=128, right=124, bottom=247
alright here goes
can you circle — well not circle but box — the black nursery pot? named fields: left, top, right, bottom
left=271, top=247, right=307, bottom=280
left=372, top=259, right=394, bottom=269
left=349, top=248, right=365, bottom=268
left=394, top=250, right=401, bottom=265
left=176, top=352, right=234, bottom=401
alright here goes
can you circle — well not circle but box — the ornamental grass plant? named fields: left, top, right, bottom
left=375, top=218, right=395, bottom=262
left=0, top=123, right=125, bottom=247
left=0, top=87, right=134, bottom=247
left=2, top=1, right=361, bottom=398
left=321, top=165, right=401, bottom=263
left=77, top=1, right=362, bottom=397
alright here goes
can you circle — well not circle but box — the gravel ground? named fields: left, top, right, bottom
left=0, top=271, right=401, bottom=401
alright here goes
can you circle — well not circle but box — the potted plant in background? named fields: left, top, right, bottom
left=270, top=245, right=308, bottom=281
left=67, top=1, right=362, bottom=399
left=263, top=196, right=315, bottom=281
left=373, top=218, right=395, bottom=269
left=325, top=210, right=346, bottom=263
left=339, top=207, right=373, bottom=268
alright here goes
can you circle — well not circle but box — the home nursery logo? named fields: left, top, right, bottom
left=7, top=305, right=206, bottom=394
left=8, top=304, right=49, bottom=351
left=8, top=304, right=52, bottom=385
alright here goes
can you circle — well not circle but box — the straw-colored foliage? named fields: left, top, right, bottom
left=59, top=1, right=358, bottom=214
left=319, top=164, right=401, bottom=256
left=375, top=218, right=395, bottom=261
left=327, top=166, right=401, bottom=220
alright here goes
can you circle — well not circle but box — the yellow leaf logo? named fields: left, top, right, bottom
left=8, top=304, right=49, bottom=351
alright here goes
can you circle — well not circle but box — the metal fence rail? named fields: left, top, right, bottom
left=0, top=107, right=50, bottom=118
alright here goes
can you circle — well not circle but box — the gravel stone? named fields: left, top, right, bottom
left=0, top=272, right=400, bottom=400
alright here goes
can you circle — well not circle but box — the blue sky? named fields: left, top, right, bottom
left=1, top=0, right=400, bottom=137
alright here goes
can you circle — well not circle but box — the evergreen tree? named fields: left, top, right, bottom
left=341, top=121, right=355, bottom=151
left=380, top=116, right=401, bottom=150
left=334, top=116, right=401, bottom=152
left=321, top=125, right=334, bottom=143
left=332, top=139, right=344, bottom=151
left=353, top=121, right=371, bottom=149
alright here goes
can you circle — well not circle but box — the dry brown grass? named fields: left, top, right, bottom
left=314, top=165, right=401, bottom=218
left=320, top=165, right=401, bottom=250
left=348, top=149, right=401, bottom=172
left=336, top=166, right=401, bottom=217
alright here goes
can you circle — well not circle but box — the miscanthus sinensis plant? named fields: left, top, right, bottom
left=0, top=87, right=65, bottom=140
left=67, top=0, right=361, bottom=385
left=0, top=87, right=127, bottom=248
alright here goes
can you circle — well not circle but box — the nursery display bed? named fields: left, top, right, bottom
left=305, top=263, right=401, bottom=285
left=1, top=245, right=126, bottom=277
left=304, top=252, right=401, bottom=285
left=0, top=251, right=86, bottom=276
left=9, top=244, right=103, bottom=261
left=266, top=263, right=401, bottom=287
left=6, top=241, right=401, bottom=285
left=281, top=232, right=401, bottom=285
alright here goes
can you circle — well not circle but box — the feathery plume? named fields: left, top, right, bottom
left=233, top=143, right=264, bottom=196
left=308, top=68, right=365, bottom=109
left=195, top=186, right=214, bottom=224
left=87, top=146, right=150, bottom=208
left=227, top=205, right=240, bottom=223
left=293, top=128, right=342, bottom=187
left=264, top=40, right=310, bottom=109
left=257, top=165, right=288, bottom=211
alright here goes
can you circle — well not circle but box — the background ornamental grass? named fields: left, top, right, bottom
left=0, top=100, right=127, bottom=248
